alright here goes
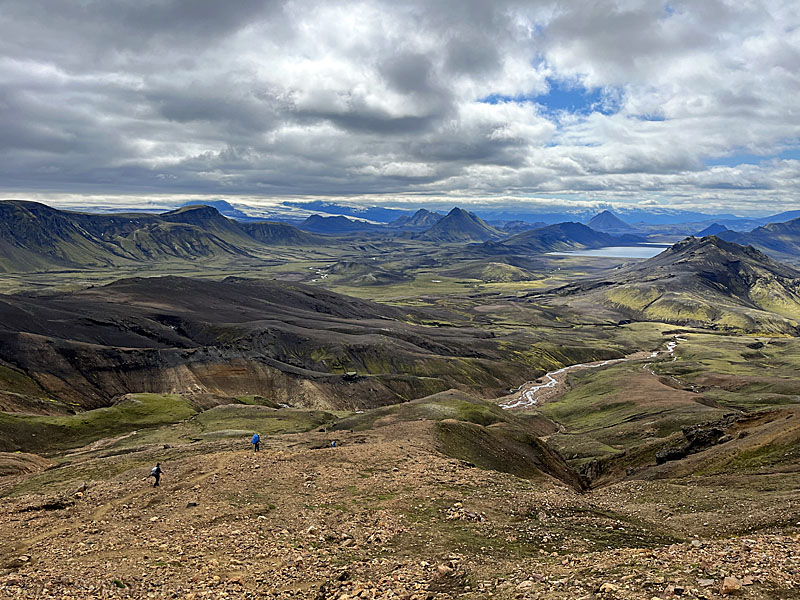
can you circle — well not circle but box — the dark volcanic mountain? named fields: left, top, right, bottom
left=0, top=201, right=320, bottom=273
left=718, top=217, right=800, bottom=265
left=160, top=205, right=260, bottom=243
left=586, top=210, right=634, bottom=233
left=299, top=214, right=382, bottom=234
left=555, top=236, right=800, bottom=334
left=488, top=222, right=644, bottom=253
left=696, top=223, right=729, bottom=237
left=389, top=209, right=442, bottom=229
left=178, top=199, right=252, bottom=220
left=420, top=207, right=504, bottom=242
left=240, top=220, right=326, bottom=245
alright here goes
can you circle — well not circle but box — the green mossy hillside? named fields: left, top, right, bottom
left=0, top=394, right=196, bottom=454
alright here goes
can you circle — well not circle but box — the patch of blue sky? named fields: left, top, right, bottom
left=705, top=148, right=800, bottom=167
left=478, top=78, right=621, bottom=116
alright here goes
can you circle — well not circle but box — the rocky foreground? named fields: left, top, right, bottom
left=1, top=422, right=799, bottom=599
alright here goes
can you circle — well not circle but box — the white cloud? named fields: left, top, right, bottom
left=0, top=0, right=798, bottom=214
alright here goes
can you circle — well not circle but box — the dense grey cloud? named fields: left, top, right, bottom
left=0, top=0, right=799, bottom=213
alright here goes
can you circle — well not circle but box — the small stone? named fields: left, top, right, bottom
left=149, top=517, right=159, bottom=522
left=721, top=577, right=741, bottom=595
left=515, top=580, right=533, bottom=591
left=698, top=579, right=714, bottom=587
left=599, top=582, right=619, bottom=593
left=691, top=540, right=702, bottom=548
left=437, top=564, right=453, bottom=576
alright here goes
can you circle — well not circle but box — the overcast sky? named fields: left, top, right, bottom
left=1, top=0, right=799, bottom=215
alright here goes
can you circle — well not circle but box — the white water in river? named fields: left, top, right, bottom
left=500, top=337, right=685, bottom=410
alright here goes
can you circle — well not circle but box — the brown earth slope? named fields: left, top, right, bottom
left=0, top=413, right=798, bottom=599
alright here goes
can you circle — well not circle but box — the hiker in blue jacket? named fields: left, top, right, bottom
left=251, top=433, right=260, bottom=452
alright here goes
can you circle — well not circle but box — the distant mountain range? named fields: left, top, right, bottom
left=0, top=201, right=656, bottom=273
left=5, top=199, right=800, bottom=280
left=66, top=193, right=800, bottom=239
left=281, top=200, right=410, bottom=223
left=555, top=236, right=800, bottom=334
left=0, top=201, right=324, bottom=273
left=717, top=217, right=800, bottom=265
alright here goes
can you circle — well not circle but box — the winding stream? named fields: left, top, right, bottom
left=500, top=337, right=685, bottom=410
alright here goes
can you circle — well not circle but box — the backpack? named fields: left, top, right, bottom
left=150, top=466, right=159, bottom=476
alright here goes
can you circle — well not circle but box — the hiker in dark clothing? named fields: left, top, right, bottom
left=150, top=462, right=163, bottom=487
left=251, top=433, right=260, bottom=452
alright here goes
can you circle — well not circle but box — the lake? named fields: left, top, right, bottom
left=547, top=245, right=670, bottom=258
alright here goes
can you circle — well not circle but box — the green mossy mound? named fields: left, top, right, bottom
left=332, top=389, right=582, bottom=488
left=0, top=393, right=196, bottom=454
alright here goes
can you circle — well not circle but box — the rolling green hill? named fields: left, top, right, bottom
left=445, top=260, right=539, bottom=282
left=556, top=236, right=800, bottom=334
